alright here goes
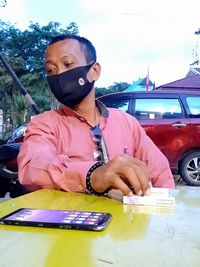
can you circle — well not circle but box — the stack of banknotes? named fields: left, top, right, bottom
left=123, top=188, right=175, bottom=206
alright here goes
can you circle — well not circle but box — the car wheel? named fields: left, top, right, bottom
left=179, top=152, right=200, bottom=186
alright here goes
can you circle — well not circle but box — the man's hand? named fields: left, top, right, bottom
left=90, top=155, right=150, bottom=196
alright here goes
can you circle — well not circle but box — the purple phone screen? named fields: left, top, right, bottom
left=5, top=209, right=107, bottom=226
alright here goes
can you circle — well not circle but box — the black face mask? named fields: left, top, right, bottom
left=47, top=63, right=95, bottom=108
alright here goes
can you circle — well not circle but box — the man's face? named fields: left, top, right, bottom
left=44, top=39, right=87, bottom=76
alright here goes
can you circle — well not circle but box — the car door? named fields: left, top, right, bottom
left=133, top=93, right=191, bottom=171
left=181, top=94, right=200, bottom=147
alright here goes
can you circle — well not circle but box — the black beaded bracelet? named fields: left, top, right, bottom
left=86, top=161, right=110, bottom=196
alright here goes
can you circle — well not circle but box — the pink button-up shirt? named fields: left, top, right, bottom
left=18, top=102, right=175, bottom=192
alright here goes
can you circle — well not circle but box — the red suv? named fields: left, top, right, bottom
left=98, top=90, right=200, bottom=186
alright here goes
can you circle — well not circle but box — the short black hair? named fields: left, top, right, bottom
left=49, top=34, right=97, bottom=64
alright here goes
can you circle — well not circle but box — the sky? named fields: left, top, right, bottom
left=0, top=0, right=200, bottom=88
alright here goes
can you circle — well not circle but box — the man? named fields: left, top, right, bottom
left=18, top=34, right=175, bottom=197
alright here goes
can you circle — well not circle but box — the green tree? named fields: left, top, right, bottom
left=95, top=82, right=130, bottom=97
left=0, top=20, right=78, bottom=131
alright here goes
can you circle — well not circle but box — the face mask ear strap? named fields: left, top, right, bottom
left=86, top=62, right=97, bottom=83
left=88, top=62, right=95, bottom=68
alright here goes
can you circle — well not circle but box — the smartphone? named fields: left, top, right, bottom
left=0, top=208, right=112, bottom=231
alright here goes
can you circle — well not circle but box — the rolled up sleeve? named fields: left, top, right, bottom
left=17, top=115, right=95, bottom=193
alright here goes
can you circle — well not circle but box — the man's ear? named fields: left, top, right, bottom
left=88, top=62, right=101, bottom=82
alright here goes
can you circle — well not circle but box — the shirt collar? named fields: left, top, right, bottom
left=58, top=99, right=109, bottom=122
left=95, top=100, right=109, bottom=118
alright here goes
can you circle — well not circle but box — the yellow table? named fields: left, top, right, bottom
left=0, top=189, right=199, bottom=267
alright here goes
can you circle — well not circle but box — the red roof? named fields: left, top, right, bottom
left=157, top=74, right=200, bottom=90
left=193, top=67, right=200, bottom=73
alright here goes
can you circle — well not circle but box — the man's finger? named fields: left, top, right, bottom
left=119, top=164, right=150, bottom=195
left=110, top=176, right=133, bottom=196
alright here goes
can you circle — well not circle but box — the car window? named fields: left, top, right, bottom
left=101, top=98, right=130, bottom=113
left=186, top=97, right=200, bottom=118
left=134, top=98, right=182, bottom=120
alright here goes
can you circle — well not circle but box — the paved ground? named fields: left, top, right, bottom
left=0, top=192, right=11, bottom=203
left=174, top=175, right=200, bottom=191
